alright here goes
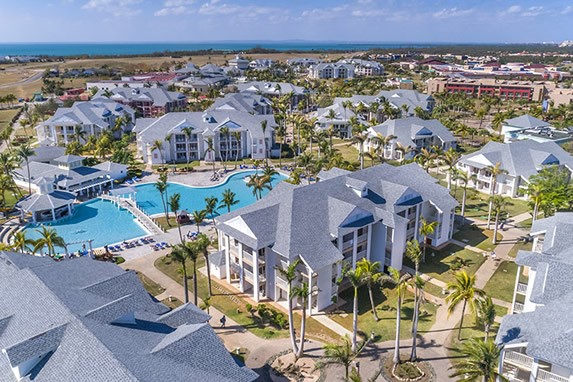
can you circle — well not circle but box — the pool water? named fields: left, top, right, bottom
left=24, top=199, right=149, bottom=253
left=134, top=170, right=287, bottom=216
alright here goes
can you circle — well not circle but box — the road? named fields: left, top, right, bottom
left=0, top=70, right=44, bottom=89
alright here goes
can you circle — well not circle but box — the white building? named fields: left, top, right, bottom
left=457, top=140, right=573, bottom=197
left=496, top=213, right=573, bottom=382
left=502, top=114, right=572, bottom=144
left=309, top=63, right=355, bottom=79
left=134, top=111, right=276, bottom=165
left=213, top=164, right=457, bottom=313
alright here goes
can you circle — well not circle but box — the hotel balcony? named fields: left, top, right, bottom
left=504, top=350, right=534, bottom=370
left=276, top=275, right=288, bottom=289
left=513, top=302, right=525, bottom=314
left=516, top=282, right=528, bottom=295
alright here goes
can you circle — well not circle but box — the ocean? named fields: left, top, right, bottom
left=0, top=41, right=449, bottom=57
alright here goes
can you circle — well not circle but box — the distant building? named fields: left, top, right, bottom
left=94, top=88, right=187, bottom=118
left=501, top=114, right=572, bottom=144
left=249, top=59, right=274, bottom=70
left=207, top=93, right=273, bottom=115
left=134, top=111, right=276, bottom=165
left=314, top=103, right=366, bottom=138
left=0, top=251, right=258, bottom=382
left=339, top=59, right=384, bottom=76
left=496, top=213, right=573, bottom=382
left=235, top=81, right=309, bottom=109
left=36, top=99, right=136, bottom=145
left=228, top=55, right=250, bottom=71
left=309, top=62, right=355, bottom=79
left=426, top=77, right=550, bottom=102
left=457, top=140, right=573, bottom=197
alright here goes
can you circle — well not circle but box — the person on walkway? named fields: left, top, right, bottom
left=220, top=315, right=226, bottom=328
left=491, top=250, right=496, bottom=260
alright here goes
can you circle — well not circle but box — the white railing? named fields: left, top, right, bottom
left=242, top=251, right=253, bottom=264
left=276, top=275, right=288, bottom=289
left=513, top=302, right=525, bottom=314
left=504, top=351, right=534, bottom=369
left=536, top=369, right=570, bottom=382
left=516, top=282, right=528, bottom=294
left=244, top=268, right=254, bottom=282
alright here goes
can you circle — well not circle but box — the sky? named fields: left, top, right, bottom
left=0, top=0, right=572, bottom=44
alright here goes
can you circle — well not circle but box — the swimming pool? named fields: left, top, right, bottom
left=24, top=199, right=149, bottom=253
left=134, top=170, right=287, bottom=216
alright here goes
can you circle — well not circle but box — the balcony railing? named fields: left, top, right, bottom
left=513, top=302, right=524, bottom=314
left=516, top=282, right=528, bottom=295
left=276, top=275, right=288, bottom=289
left=244, top=268, right=254, bottom=282
left=504, top=350, right=534, bottom=370
left=536, top=369, right=570, bottom=382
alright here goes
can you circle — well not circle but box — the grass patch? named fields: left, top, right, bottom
left=507, top=240, right=533, bottom=258
left=404, top=244, right=487, bottom=283
left=154, top=254, right=339, bottom=343
left=161, top=297, right=184, bottom=310
left=495, top=305, right=508, bottom=318
left=483, top=261, right=528, bottom=303
left=328, top=284, right=438, bottom=342
left=449, top=185, right=530, bottom=219
left=423, top=281, right=445, bottom=299
left=515, top=217, right=533, bottom=229
left=447, top=314, right=499, bottom=358
left=453, top=225, right=501, bottom=252
left=136, top=271, right=166, bottom=297
left=0, top=108, right=19, bottom=134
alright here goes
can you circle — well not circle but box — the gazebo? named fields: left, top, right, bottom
left=17, top=177, right=76, bottom=223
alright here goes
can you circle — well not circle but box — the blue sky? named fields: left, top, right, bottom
left=0, top=0, right=572, bottom=43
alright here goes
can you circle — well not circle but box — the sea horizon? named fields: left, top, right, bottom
left=0, top=40, right=520, bottom=57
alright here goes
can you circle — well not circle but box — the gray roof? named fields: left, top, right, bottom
left=54, top=154, right=84, bottom=164
left=14, top=161, right=111, bottom=190
left=134, top=111, right=276, bottom=143
left=368, top=117, right=456, bottom=148
left=93, top=161, right=129, bottom=173
left=0, top=251, right=258, bottom=382
left=17, top=190, right=75, bottom=213
left=459, top=140, right=573, bottom=180
left=216, top=163, right=456, bottom=271
left=95, top=88, right=186, bottom=108
left=27, top=146, right=65, bottom=164
left=377, top=89, right=434, bottom=111
left=41, top=99, right=134, bottom=129
left=315, top=103, right=365, bottom=126
left=236, top=81, right=307, bottom=96
left=504, top=114, right=551, bottom=129
left=207, top=92, right=271, bottom=114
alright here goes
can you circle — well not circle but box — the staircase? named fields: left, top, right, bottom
left=100, top=195, right=163, bottom=235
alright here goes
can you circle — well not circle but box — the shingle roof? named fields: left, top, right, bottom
left=377, top=89, right=434, bottom=111
left=96, top=88, right=185, bottom=108
left=459, top=140, right=573, bottom=179
left=17, top=190, right=76, bottom=213
left=0, top=252, right=258, bottom=382
left=41, top=99, right=134, bottom=129
left=368, top=117, right=455, bottom=148
left=504, top=114, right=551, bottom=129
left=208, top=92, right=271, bottom=114
left=217, top=163, right=456, bottom=270
left=236, top=81, right=307, bottom=96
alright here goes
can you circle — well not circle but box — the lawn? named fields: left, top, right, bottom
left=404, top=244, right=487, bottom=283
left=515, top=217, right=533, bottom=229
left=453, top=225, right=501, bottom=252
left=447, top=314, right=499, bottom=359
left=155, top=254, right=339, bottom=343
left=161, top=297, right=183, bottom=310
left=507, top=240, right=533, bottom=258
left=329, top=284, right=438, bottom=342
left=483, top=261, right=528, bottom=303
left=423, top=281, right=446, bottom=299
left=136, top=271, right=165, bottom=297
left=450, top=186, right=530, bottom=219
left=0, top=108, right=19, bottom=134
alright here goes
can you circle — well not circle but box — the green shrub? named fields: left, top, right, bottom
left=394, top=362, right=423, bottom=379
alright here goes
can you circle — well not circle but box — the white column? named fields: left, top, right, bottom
left=414, top=204, right=421, bottom=242
left=238, top=242, right=244, bottom=292
left=225, top=235, right=231, bottom=283
left=366, top=224, right=372, bottom=260
left=307, top=266, right=313, bottom=315
left=352, top=230, right=358, bottom=267
left=51, top=208, right=55, bottom=221
left=253, top=249, right=259, bottom=302
left=530, top=359, right=540, bottom=382
left=510, top=265, right=522, bottom=314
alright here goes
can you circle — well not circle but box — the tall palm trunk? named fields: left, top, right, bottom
left=393, top=294, right=402, bottom=364
left=461, top=186, right=467, bottom=220
left=287, top=283, right=299, bottom=354
left=493, top=212, right=500, bottom=245
left=532, top=202, right=539, bottom=222
left=182, top=262, right=189, bottom=303
left=295, top=297, right=307, bottom=360
left=367, top=285, right=379, bottom=321
left=457, top=300, right=467, bottom=340
left=25, top=160, right=32, bottom=195
left=204, top=254, right=212, bottom=297
left=352, top=286, right=358, bottom=352
left=192, top=259, right=198, bottom=306
left=410, top=288, right=420, bottom=361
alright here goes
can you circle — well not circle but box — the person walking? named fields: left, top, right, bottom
left=220, top=315, right=226, bottom=328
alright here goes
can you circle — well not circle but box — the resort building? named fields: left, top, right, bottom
left=501, top=114, right=572, bottom=144
left=0, top=251, right=258, bottom=382
left=235, top=81, right=309, bottom=109
left=94, top=88, right=187, bottom=118
left=286, top=57, right=322, bottom=67
left=309, top=62, right=355, bottom=79
left=313, top=103, right=368, bottom=139
left=365, top=117, right=456, bottom=161
left=134, top=111, right=276, bottom=165
left=17, top=177, right=76, bottom=223
left=339, top=59, right=384, bottom=76
left=213, top=164, right=457, bottom=313
left=457, top=140, right=573, bottom=197
left=13, top=154, right=117, bottom=196
left=377, top=89, right=436, bottom=115
left=426, top=77, right=550, bottom=102
left=35, top=99, right=136, bottom=145
left=228, top=55, right=250, bottom=70
left=249, top=59, right=274, bottom=70
left=496, top=213, right=573, bottom=382
left=207, top=93, right=273, bottom=115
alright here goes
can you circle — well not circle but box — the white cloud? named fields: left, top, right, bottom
left=505, top=5, right=522, bottom=14
left=301, top=5, right=348, bottom=20
left=154, top=0, right=195, bottom=16
left=562, top=5, right=573, bottom=15
left=351, top=9, right=388, bottom=17
left=521, top=6, right=544, bottom=17
left=82, top=0, right=142, bottom=16
left=433, top=7, right=474, bottom=19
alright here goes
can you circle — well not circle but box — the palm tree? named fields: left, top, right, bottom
left=446, top=270, right=485, bottom=340
left=260, top=119, right=268, bottom=163
left=395, top=142, right=413, bottom=162
left=419, top=218, right=438, bottom=262
left=170, top=244, right=190, bottom=303
left=152, top=140, right=165, bottom=165
left=350, top=132, right=368, bottom=170
left=33, top=226, right=67, bottom=256
left=204, top=196, right=219, bottom=232
left=15, top=145, right=35, bottom=195
left=449, top=339, right=507, bottom=382
left=194, top=233, right=213, bottom=297
left=219, top=126, right=230, bottom=171
left=169, top=193, right=182, bottom=243
left=405, top=239, right=423, bottom=360
left=442, top=148, right=461, bottom=190
left=246, top=175, right=271, bottom=200
left=183, top=240, right=201, bottom=305
left=191, top=209, right=207, bottom=233
left=12, top=231, right=34, bottom=253
left=372, top=133, right=396, bottom=162
left=181, top=126, right=194, bottom=167
left=231, top=131, right=242, bottom=167
left=410, top=275, right=425, bottom=361
left=490, top=195, right=512, bottom=245
left=386, top=267, right=411, bottom=365
left=475, top=296, right=496, bottom=340
left=415, top=147, right=437, bottom=173
left=485, top=162, right=508, bottom=229
left=455, top=171, right=475, bottom=220
left=155, top=173, right=170, bottom=227
left=275, top=259, right=301, bottom=355
left=526, top=182, right=544, bottom=222
left=344, top=266, right=365, bottom=352
left=355, top=258, right=383, bottom=321
left=261, top=166, right=278, bottom=189
left=292, top=281, right=310, bottom=360
left=316, top=336, right=365, bottom=381
left=204, top=137, right=216, bottom=174
left=219, top=188, right=239, bottom=213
